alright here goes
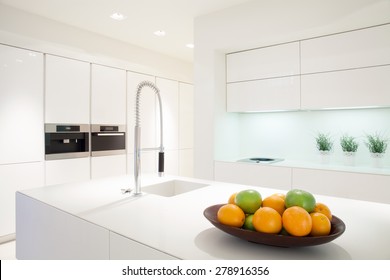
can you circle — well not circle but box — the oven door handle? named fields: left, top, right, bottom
left=96, top=133, right=125, bottom=136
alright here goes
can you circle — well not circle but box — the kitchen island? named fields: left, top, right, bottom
left=16, top=175, right=390, bottom=259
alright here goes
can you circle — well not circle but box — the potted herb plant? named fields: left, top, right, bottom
left=365, top=132, right=388, bottom=167
left=340, top=134, right=359, bottom=166
left=315, top=132, right=333, bottom=164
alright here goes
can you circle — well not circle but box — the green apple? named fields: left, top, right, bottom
left=285, top=189, right=316, bottom=212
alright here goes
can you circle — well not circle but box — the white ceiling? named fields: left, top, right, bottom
left=0, top=0, right=252, bottom=62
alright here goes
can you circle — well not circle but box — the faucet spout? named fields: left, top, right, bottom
left=132, top=81, right=164, bottom=195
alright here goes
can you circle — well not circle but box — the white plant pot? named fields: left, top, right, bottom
left=319, top=150, right=331, bottom=164
left=371, top=153, right=385, bottom=168
left=343, top=151, right=356, bottom=166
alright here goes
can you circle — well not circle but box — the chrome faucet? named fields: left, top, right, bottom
left=122, top=81, right=164, bottom=195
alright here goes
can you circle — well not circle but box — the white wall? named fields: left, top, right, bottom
left=0, top=3, right=192, bottom=83
left=194, top=0, right=390, bottom=179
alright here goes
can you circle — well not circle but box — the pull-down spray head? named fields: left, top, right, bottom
left=132, top=80, right=164, bottom=195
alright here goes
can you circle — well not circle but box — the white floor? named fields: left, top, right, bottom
left=0, top=240, right=16, bottom=260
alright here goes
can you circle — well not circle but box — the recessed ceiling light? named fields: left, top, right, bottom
left=185, top=43, right=194, bottom=49
left=110, top=12, right=126, bottom=21
left=153, top=30, right=166, bottom=37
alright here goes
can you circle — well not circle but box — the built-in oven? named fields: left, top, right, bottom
left=91, top=125, right=126, bottom=156
left=45, top=124, right=90, bottom=160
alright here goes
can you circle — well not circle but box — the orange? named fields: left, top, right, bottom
left=313, top=202, right=332, bottom=221
left=262, top=195, right=286, bottom=216
left=272, top=193, right=286, bottom=201
left=252, top=207, right=282, bottom=234
left=228, top=192, right=237, bottom=204
left=282, top=206, right=312, bottom=237
left=217, top=204, right=245, bottom=227
left=310, top=212, right=331, bottom=236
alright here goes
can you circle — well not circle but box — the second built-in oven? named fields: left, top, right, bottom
left=91, top=125, right=126, bottom=156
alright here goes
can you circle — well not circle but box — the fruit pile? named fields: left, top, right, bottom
left=217, top=189, right=333, bottom=237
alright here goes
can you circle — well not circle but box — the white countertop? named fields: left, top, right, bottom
left=19, top=174, right=390, bottom=259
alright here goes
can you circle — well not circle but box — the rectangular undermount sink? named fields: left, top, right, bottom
left=142, top=180, right=208, bottom=197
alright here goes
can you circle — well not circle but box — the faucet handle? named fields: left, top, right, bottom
left=158, top=151, right=164, bottom=174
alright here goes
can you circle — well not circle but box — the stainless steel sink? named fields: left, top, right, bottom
left=237, top=157, right=284, bottom=164
left=142, top=180, right=208, bottom=197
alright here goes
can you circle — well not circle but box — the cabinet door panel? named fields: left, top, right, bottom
left=0, top=45, right=44, bottom=164
left=292, top=168, right=390, bottom=204
left=91, top=154, right=127, bottom=179
left=227, top=76, right=300, bottom=112
left=45, top=55, right=90, bottom=124
left=301, top=24, right=390, bottom=74
left=227, top=42, right=300, bottom=82
left=179, top=83, right=194, bottom=149
left=91, top=65, right=126, bottom=124
left=301, top=65, right=390, bottom=109
left=45, top=158, right=90, bottom=186
left=214, top=161, right=291, bottom=190
left=156, top=78, right=179, bottom=150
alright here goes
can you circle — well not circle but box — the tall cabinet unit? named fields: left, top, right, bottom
left=90, top=64, right=127, bottom=179
left=156, top=78, right=179, bottom=176
left=44, top=55, right=91, bottom=185
left=0, top=45, right=45, bottom=241
left=179, top=82, right=194, bottom=177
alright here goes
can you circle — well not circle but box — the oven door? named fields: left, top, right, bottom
left=91, top=125, right=126, bottom=156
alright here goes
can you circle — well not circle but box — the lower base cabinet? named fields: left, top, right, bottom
left=214, top=161, right=390, bottom=204
left=45, top=158, right=90, bottom=186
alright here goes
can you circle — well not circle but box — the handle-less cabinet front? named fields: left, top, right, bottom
left=45, top=55, right=90, bottom=124
left=0, top=45, right=44, bottom=164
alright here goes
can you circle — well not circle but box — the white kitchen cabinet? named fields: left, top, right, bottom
left=45, top=55, right=90, bottom=124
left=91, top=64, right=126, bottom=125
left=179, top=82, right=194, bottom=149
left=16, top=192, right=109, bottom=259
left=227, top=76, right=301, bottom=112
left=292, top=168, right=390, bottom=204
left=227, top=42, right=300, bottom=82
left=91, top=154, right=127, bottom=179
left=301, top=65, right=390, bottom=109
left=301, top=23, right=390, bottom=74
left=109, top=232, right=178, bottom=260
left=0, top=45, right=44, bottom=164
left=214, top=161, right=292, bottom=190
left=156, top=77, right=179, bottom=151
left=0, top=162, right=44, bottom=241
left=45, top=157, right=90, bottom=186
left=127, top=151, right=157, bottom=176
left=179, top=149, right=194, bottom=177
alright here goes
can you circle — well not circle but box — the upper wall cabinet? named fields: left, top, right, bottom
left=45, top=55, right=90, bottom=124
left=301, top=65, right=390, bottom=109
left=91, top=64, right=126, bottom=125
left=227, top=76, right=300, bottom=112
left=0, top=45, right=44, bottom=164
left=227, top=42, right=300, bottom=82
left=226, top=42, right=300, bottom=112
left=301, top=24, right=390, bottom=74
